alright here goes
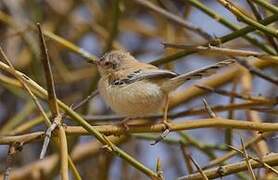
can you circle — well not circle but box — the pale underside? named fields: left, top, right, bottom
left=97, top=58, right=234, bottom=117
left=98, top=78, right=166, bottom=117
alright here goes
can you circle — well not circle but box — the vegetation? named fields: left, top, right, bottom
left=0, top=0, right=277, bottom=179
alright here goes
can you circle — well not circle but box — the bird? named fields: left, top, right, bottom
left=95, top=50, right=235, bottom=128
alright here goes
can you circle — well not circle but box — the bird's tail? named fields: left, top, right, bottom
left=161, top=59, right=236, bottom=92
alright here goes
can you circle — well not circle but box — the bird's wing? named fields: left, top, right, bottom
left=161, top=59, right=236, bottom=92
left=127, top=68, right=178, bottom=82
left=110, top=68, right=178, bottom=86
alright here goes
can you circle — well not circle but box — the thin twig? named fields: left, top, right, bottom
left=152, top=14, right=278, bottom=65
left=178, top=132, right=216, bottom=159
left=0, top=60, right=159, bottom=178
left=58, top=126, right=69, bottom=180
left=85, top=100, right=277, bottom=122
left=240, top=136, right=256, bottom=180
left=236, top=58, right=278, bottom=86
left=37, top=23, right=59, bottom=116
left=68, top=157, right=82, bottom=180
left=225, top=79, right=238, bottom=146
left=0, top=132, right=44, bottom=145
left=156, top=158, right=164, bottom=179
left=187, top=155, right=208, bottom=180
left=246, top=0, right=278, bottom=52
left=0, top=10, right=97, bottom=63
left=150, top=129, right=170, bottom=146
left=185, top=0, right=275, bottom=54
left=205, top=132, right=272, bottom=169
left=3, top=143, right=21, bottom=180
left=217, top=0, right=278, bottom=38
left=70, top=90, right=99, bottom=111
left=40, top=89, right=98, bottom=155
left=202, top=99, right=217, bottom=118
left=226, top=145, right=278, bottom=175
left=0, top=47, right=51, bottom=127
left=37, top=23, right=61, bottom=159
left=133, top=0, right=213, bottom=40
left=251, top=0, right=278, bottom=14
left=37, top=23, right=70, bottom=180
left=178, top=153, right=278, bottom=180
left=134, top=134, right=227, bottom=151
left=162, top=44, right=278, bottom=63
left=104, top=0, right=121, bottom=52
left=40, top=115, right=61, bottom=159
left=65, top=118, right=278, bottom=136
left=196, top=84, right=273, bottom=103
left=180, top=144, right=194, bottom=174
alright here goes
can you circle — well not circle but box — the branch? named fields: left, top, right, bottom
left=133, top=0, right=213, bottom=40
left=0, top=57, right=158, bottom=179
left=177, top=153, right=278, bottom=180
left=217, top=0, right=278, bottom=38
left=65, top=118, right=278, bottom=136
left=0, top=132, right=44, bottom=145
left=236, top=58, right=278, bottom=86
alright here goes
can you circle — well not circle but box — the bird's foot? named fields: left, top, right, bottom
left=117, top=117, right=131, bottom=131
left=162, top=119, right=171, bottom=131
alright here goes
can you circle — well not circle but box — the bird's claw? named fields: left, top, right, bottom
left=117, top=118, right=130, bottom=131
left=162, top=120, right=171, bottom=131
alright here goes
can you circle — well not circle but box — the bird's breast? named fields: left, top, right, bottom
left=98, top=78, right=166, bottom=117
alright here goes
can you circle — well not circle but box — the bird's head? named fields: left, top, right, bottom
left=96, top=50, right=137, bottom=76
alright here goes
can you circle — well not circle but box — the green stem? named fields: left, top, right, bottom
left=251, top=0, right=278, bottom=14
left=152, top=14, right=278, bottom=65
left=0, top=61, right=158, bottom=179
left=218, top=0, right=278, bottom=38
left=186, top=0, right=274, bottom=54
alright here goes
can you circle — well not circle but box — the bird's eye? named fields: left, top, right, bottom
left=104, top=61, right=110, bottom=66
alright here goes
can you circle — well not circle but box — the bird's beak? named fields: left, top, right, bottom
left=88, top=59, right=100, bottom=65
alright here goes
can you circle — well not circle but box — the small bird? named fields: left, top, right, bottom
left=96, top=50, right=235, bottom=127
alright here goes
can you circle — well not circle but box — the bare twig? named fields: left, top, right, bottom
left=246, top=0, right=278, bottom=52
left=37, top=23, right=59, bottom=116
left=226, top=145, right=278, bottom=175
left=205, top=132, right=272, bottom=169
left=236, top=58, right=278, bottom=86
left=188, top=155, right=208, bottom=180
left=104, top=0, right=121, bottom=52
left=0, top=47, right=51, bottom=127
left=150, top=129, right=170, bottom=146
left=180, top=144, right=194, bottom=174
left=196, top=84, right=273, bottom=103
left=217, top=0, right=278, bottom=38
left=3, top=143, right=21, bottom=180
left=202, top=99, right=217, bottom=118
left=70, top=90, right=99, bottom=112
left=40, top=115, right=61, bottom=159
left=225, top=79, right=238, bottom=145
left=133, top=0, right=213, bottom=40
left=65, top=118, right=278, bottom=136
left=162, top=43, right=278, bottom=64
left=37, top=23, right=69, bottom=180
left=0, top=60, right=159, bottom=178
left=156, top=158, right=164, bottom=179
left=178, top=153, right=278, bottom=180
left=0, top=132, right=44, bottom=145
left=240, top=136, right=256, bottom=180
left=37, top=23, right=61, bottom=159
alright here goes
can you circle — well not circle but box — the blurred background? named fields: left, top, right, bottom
left=0, top=0, right=277, bottom=179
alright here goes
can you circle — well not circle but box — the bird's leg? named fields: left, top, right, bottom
left=162, top=94, right=171, bottom=130
left=151, top=95, right=171, bottom=145
left=117, top=117, right=131, bottom=131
